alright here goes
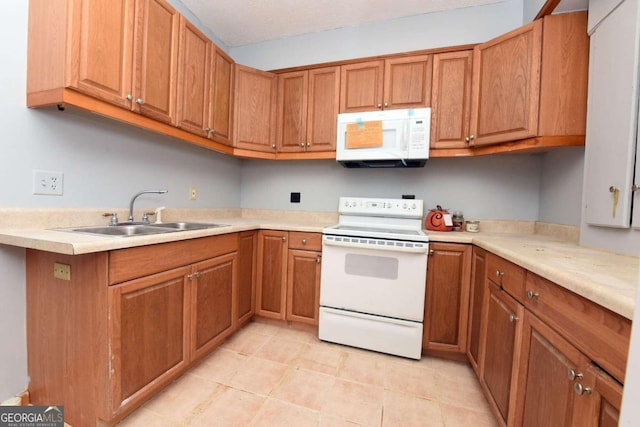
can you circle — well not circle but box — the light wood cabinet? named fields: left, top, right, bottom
left=467, top=246, right=487, bottom=375
left=256, top=230, right=322, bottom=324
left=109, top=266, right=191, bottom=406
left=256, top=230, right=289, bottom=318
left=422, top=243, right=471, bottom=357
left=430, top=50, right=473, bottom=149
left=190, top=253, right=237, bottom=361
left=339, top=56, right=432, bottom=112
left=176, top=17, right=210, bottom=137
left=512, top=310, right=594, bottom=427
left=208, top=48, right=235, bottom=145
left=26, top=234, right=238, bottom=426
left=27, top=0, right=180, bottom=124
left=234, top=65, right=278, bottom=152
left=277, top=67, right=340, bottom=153
left=237, top=231, right=257, bottom=327
left=468, top=12, right=588, bottom=147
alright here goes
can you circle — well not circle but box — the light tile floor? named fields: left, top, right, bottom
left=118, top=319, right=499, bottom=427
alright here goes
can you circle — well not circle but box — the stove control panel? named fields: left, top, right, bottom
left=338, top=197, right=423, bottom=218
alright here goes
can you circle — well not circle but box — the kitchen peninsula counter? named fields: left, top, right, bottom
left=0, top=209, right=637, bottom=320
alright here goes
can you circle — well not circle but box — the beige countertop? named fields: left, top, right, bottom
left=0, top=209, right=637, bottom=320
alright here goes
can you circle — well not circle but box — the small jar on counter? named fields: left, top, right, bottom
left=452, top=211, right=464, bottom=231
left=465, top=220, right=480, bottom=233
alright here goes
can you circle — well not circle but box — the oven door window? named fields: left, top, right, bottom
left=345, top=253, right=398, bottom=280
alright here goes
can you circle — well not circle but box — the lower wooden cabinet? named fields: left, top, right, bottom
left=480, top=281, right=523, bottom=425
left=422, top=243, right=471, bottom=356
left=26, top=234, right=239, bottom=426
left=256, top=230, right=322, bottom=325
left=467, top=246, right=487, bottom=374
left=591, top=366, right=623, bottom=427
left=237, top=231, right=257, bottom=327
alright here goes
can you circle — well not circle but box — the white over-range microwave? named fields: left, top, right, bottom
left=336, top=108, right=431, bottom=168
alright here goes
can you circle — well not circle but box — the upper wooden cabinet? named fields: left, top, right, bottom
left=208, top=48, right=235, bottom=145
left=339, top=56, right=432, bottom=113
left=430, top=50, right=473, bottom=149
left=234, top=65, right=278, bottom=153
left=176, top=17, right=211, bottom=137
left=277, top=67, right=340, bottom=153
left=468, top=12, right=588, bottom=147
left=28, top=0, right=180, bottom=124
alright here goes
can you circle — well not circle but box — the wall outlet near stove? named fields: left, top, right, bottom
left=290, top=192, right=301, bottom=203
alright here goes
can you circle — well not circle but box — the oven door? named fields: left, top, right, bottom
left=319, top=235, right=428, bottom=321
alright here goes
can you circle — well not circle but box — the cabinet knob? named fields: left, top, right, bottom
left=469, top=134, right=475, bottom=140
left=428, top=249, right=434, bottom=255
left=526, top=290, right=540, bottom=300
left=272, top=144, right=276, bottom=149
left=316, top=256, right=321, bottom=264
left=573, top=382, right=592, bottom=396
left=135, top=98, right=143, bottom=105
left=384, top=102, right=389, bottom=108
left=300, top=142, right=305, bottom=147
left=567, top=368, right=584, bottom=381
left=508, top=313, right=519, bottom=323
left=632, top=184, right=639, bottom=192
left=377, top=103, right=383, bottom=109
left=465, top=136, right=470, bottom=143
left=126, top=94, right=133, bottom=101
left=205, top=127, right=212, bottom=133
left=306, top=142, right=311, bottom=147
left=302, top=239, right=307, bottom=244
left=282, top=236, right=287, bottom=241
left=495, top=270, right=504, bottom=278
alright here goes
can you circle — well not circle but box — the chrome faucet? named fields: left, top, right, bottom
left=128, top=190, right=168, bottom=222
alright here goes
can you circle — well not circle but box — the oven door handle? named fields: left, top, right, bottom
left=322, top=237, right=429, bottom=254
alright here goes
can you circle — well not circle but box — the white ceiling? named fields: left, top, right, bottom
left=179, top=0, right=507, bottom=47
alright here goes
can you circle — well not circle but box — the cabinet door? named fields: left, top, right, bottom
left=277, top=71, right=308, bottom=152
left=307, top=66, right=340, bottom=152
left=513, top=311, right=595, bottom=427
left=591, top=366, right=623, bottom=427
left=286, top=249, right=321, bottom=325
left=467, top=246, right=487, bottom=374
left=176, top=17, right=210, bottom=137
left=470, top=20, right=542, bottom=146
left=109, top=266, right=190, bottom=409
left=339, top=60, right=384, bottom=112
left=256, top=230, right=288, bottom=319
left=191, top=253, right=237, bottom=361
left=234, top=65, right=278, bottom=152
left=237, top=231, right=257, bottom=327
left=208, top=48, right=234, bottom=145
left=383, top=55, right=432, bottom=110
left=431, top=50, right=473, bottom=149
left=422, top=243, right=471, bottom=355
left=583, top=0, right=639, bottom=228
left=69, top=0, right=135, bottom=109
left=132, top=0, right=178, bottom=124
left=481, top=281, right=523, bottom=425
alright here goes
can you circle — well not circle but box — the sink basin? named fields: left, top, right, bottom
left=68, top=224, right=174, bottom=237
left=150, top=222, right=228, bottom=231
left=58, top=222, right=228, bottom=237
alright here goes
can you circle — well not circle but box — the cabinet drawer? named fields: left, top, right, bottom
left=523, top=272, right=631, bottom=384
left=486, top=253, right=525, bottom=299
left=288, top=232, right=322, bottom=251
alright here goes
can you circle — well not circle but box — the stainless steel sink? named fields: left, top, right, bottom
left=58, top=222, right=228, bottom=237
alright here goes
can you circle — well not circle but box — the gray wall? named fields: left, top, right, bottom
left=0, top=1, right=241, bottom=400
left=538, top=147, right=585, bottom=225
left=241, top=156, right=543, bottom=221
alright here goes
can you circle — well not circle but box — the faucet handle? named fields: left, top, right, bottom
left=103, top=212, right=119, bottom=226
left=142, top=211, right=156, bottom=223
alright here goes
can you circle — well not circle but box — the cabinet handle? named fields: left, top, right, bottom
left=573, top=382, right=592, bottom=396
left=316, top=256, right=321, bottom=264
left=495, top=270, right=504, bottom=278
left=377, top=103, right=383, bottom=109
left=508, top=313, right=519, bottom=322
left=205, top=127, right=212, bottom=133
left=187, top=273, right=194, bottom=280
left=632, top=184, right=639, bottom=192
left=526, top=290, right=540, bottom=300
left=469, top=134, right=475, bottom=140
left=272, top=144, right=276, bottom=149
left=428, top=249, right=434, bottom=255
left=306, top=142, right=311, bottom=147
left=465, top=136, right=470, bottom=143
left=126, top=94, right=133, bottom=101
left=187, top=271, right=201, bottom=280
left=300, top=142, right=305, bottom=147
left=302, top=239, right=307, bottom=245
left=135, top=98, right=143, bottom=105
left=384, top=102, right=389, bottom=108
left=567, top=368, right=584, bottom=381
left=282, top=236, right=287, bottom=241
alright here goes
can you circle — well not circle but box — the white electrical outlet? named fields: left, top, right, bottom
left=189, top=187, right=197, bottom=200
left=33, top=170, right=64, bottom=196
